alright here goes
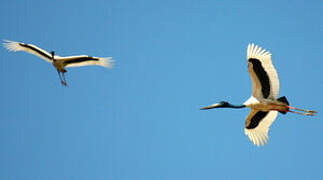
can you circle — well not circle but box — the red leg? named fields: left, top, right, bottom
left=286, top=106, right=316, bottom=113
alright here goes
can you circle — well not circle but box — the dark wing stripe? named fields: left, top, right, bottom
left=248, top=58, right=271, bottom=98
left=245, top=111, right=269, bottom=129
left=64, top=57, right=99, bottom=65
left=19, top=43, right=52, bottom=60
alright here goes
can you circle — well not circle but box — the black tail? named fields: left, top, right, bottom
left=277, top=96, right=289, bottom=114
left=278, top=96, right=289, bottom=105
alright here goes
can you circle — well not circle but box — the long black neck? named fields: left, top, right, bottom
left=227, top=103, right=246, bottom=109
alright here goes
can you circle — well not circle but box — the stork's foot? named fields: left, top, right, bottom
left=304, top=110, right=317, bottom=113
left=290, top=111, right=315, bottom=116
left=305, top=112, right=315, bottom=116
left=61, top=80, right=68, bottom=87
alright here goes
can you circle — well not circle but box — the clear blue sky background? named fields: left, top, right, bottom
left=1, top=0, right=322, bottom=180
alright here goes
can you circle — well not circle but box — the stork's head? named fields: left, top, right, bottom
left=200, top=101, right=230, bottom=110
left=50, top=51, right=55, bottom=57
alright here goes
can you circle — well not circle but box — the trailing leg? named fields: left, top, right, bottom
left=57, top=70, right=67, bottom=87
left=287, top=106, right=317, bottom=113
left=61, top=72, right=68, bottom=87
left=288, top=110, right=315, bottom=116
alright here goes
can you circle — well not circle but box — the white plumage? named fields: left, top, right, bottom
left=201, top=43, right=316, bottom=147
left=4, top=40, right=53, bottom=62
left=3, top=40, right=113, bottom=86
left=243, top=44, right=279, bottom=146
left=246, top=44, right=279, bottom=99
left=244, top=110, right=278, bottom=146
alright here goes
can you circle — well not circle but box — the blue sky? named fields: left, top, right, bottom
left=1, top=0, right=322, bottom=179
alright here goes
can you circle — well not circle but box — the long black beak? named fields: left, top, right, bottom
left=200, top=103, right=220, bottom=110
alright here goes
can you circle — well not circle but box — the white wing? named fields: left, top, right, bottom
left=3, top=40, right=53, bottom=63
left=247, top=44, right=279, bottom=99
left=56, top=56, right=113, bottom=68
left=244, top=110, right=278, bottom=146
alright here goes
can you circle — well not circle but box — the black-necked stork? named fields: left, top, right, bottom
left=3, top=40, right=113, bottom=86
left=200, top=44, right=316, bottom=146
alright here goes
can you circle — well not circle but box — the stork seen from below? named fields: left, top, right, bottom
left=200, top=44, right=316, bottom=146
left=3, top=40, right=113, bottom=86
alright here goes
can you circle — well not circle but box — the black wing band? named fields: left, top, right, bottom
left=248, top=58, right=271, bottom=98
left=246, top=111, right=269, bottom=129
left=19, top=43, right=52, bottom=60
left=64, top=57, right=99, bottom=65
